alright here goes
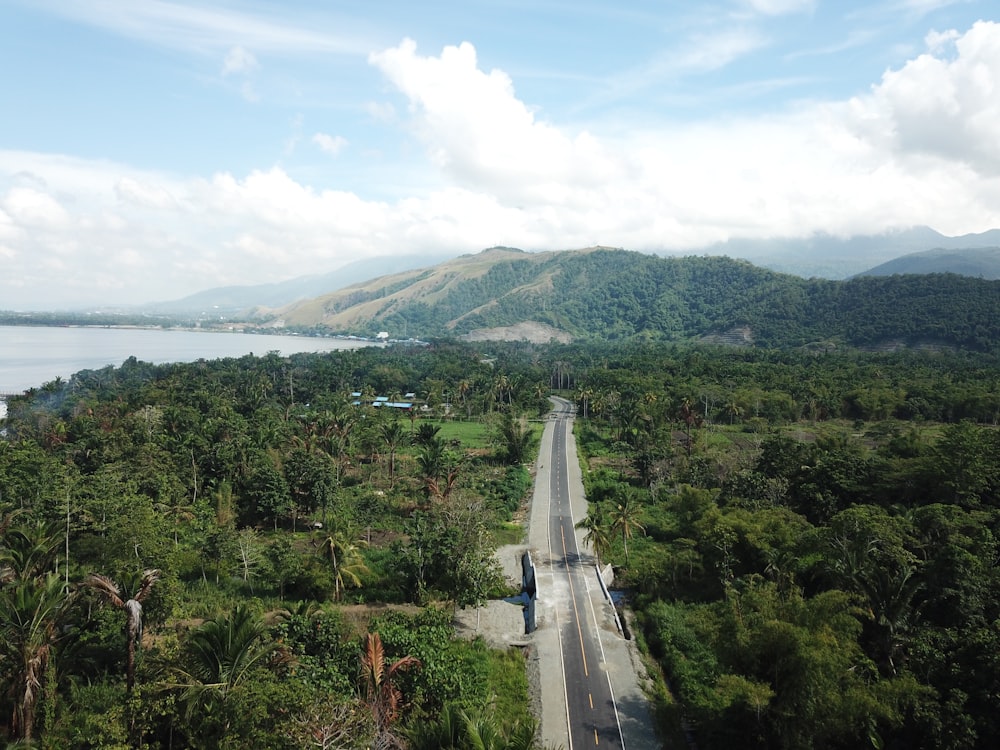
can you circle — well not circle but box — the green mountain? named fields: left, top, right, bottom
left=857, top=246, right=1000, bottom=280
left=266, top=247, right=1000, bottom=351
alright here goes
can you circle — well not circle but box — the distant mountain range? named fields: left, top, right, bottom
left=856, top=246, right=1000, bottom=279
left=701, top=226, right=1000, bottom=279
left=143, top=227, right=1000, bottom=317
left=134, top=228, right=1000, bottom=352
left=143, top=253, right=455, bottom=316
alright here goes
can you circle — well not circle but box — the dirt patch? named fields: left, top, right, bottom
left=453, top=544, right=528, bottom=648
left=460, top=321, right=573, bottom=344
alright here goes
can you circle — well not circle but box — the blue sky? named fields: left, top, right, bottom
left=2, top=0, right=999, bottom=309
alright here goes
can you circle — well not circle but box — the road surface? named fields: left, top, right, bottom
left=528, top=396, right=660, bottom=750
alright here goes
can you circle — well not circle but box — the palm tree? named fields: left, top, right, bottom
left=85, top=568, right=160, bottom=692
left=414, top=422, right=441, bottom=447
left=499, top=414, right=534, bottom=465
left=359, top=631, right=420, bottom=749
left=576, top=505, right=614, bottom=567
left=456, top=379, right=472, bottom=418
left=379, top=420, right=407, bottom=486
left=406, top=702, right=537, bottom=750
left=0, top=520, right=63, bottom=583
left=416, top=439, right=460, bottom=503
left=610, top=492, right=645, bottom=566
left=0, top=573, right=74, bottom=742
left=317, top=524, right=370, bottom=602
left=173, top=604, right=285, bottom=744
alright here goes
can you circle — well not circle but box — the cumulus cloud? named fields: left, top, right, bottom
left=367, top=28, right=1000, bottom=240
left=369, top=39, right=624, bottom=205
left=848, top=20, right=1000, bottom=174
left=3, top=20, right=1000, bottom=309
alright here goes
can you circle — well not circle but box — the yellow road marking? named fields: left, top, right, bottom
left=560, top=524, right=589, bottom=677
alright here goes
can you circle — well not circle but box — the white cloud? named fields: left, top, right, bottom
left=115, top=177, right=177, bottom=209
left=312, top=133, right=348, bottom=156
left=3, top=20, right=1000, bottom=309
left=2, top=187, right=71, bottom=227
left=222, top=45, right=258, bottom=76
left=369, top=39, right=624, bottom=205
left=848, top=20, right=1000, bottom=174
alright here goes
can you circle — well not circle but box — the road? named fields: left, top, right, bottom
left=529, top=396, right=659, bottom=750
left=549, top=397, right=625, bottom=748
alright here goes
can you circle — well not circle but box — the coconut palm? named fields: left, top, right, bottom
left=85, top=568, right=161, bottom=692
left=359, top=631, right=420, bottom=749
left=0, top=573, right=74, bottom=742
left=379, top=420, right=407, bottom=485
left=576, top=505, right=614, bottom=567
left=0, top=520, right=63, bottom=584
left=610, top=492, right=645, bottom=566
left=317, top=524, right=370, bottom=602
left=173, top=604, right=285, bottom=745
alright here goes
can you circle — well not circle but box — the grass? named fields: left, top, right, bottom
left=415, top=418, right=493, bottom=449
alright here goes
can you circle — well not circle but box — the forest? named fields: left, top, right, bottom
left=1, top=339, right=999, bottom=748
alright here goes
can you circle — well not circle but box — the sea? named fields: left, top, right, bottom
left=0, top=325, right=383, bottom=419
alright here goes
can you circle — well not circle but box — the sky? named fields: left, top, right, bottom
left=2, top=0, right=1000, bottom=310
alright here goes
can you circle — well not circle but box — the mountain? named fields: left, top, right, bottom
left=265, top=246, right=1000, bottom=352
left=703, top=227, right=1000, bottom=279
left=142, top=253, right=456, bottom=315
left=138, top=227, right=1000, bottom=315
left=856, top=247, right=1000, bottom=279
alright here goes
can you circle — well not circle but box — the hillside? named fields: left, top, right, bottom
left=857, top=246, right=1000, bottom=279
left=141, top=252, right=456, bottom=316
left=264, top=247, right=1000, bottom=352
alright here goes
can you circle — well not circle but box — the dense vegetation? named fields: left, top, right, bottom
left=565, top=342, right=1000, bottom=749
left=2, top=338, right=1000, bottom=748
left=0, top=343, right=548, bottom=748
left=282, top=249, right=1000, bottom=352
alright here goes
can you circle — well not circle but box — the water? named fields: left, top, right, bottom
left=0, top=325, right=382, bottom=417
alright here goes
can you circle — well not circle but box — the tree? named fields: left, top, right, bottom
left=417, top=438, right=461, bottom=504
left=610, top=491, right=645, bottom=566
left=497, top=414, right=535, bottom=466
left=576, top=504, right=614, bottom=567
left=0, top=573, right=74, bottom=742
left=379, top=420, right=407, bottom=486
left=359, top=631, right=421, bottom=750
left=85, top=568, right=161, bottom=692
left=317, top=524, right=370, bottom=602
left=172, top=604, right=285, bottom=746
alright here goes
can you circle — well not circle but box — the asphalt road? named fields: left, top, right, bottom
left=544, top=396, right=627, bottom=749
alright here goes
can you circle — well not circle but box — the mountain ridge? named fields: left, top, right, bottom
left=259, top=246, right=1000, bottom=352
